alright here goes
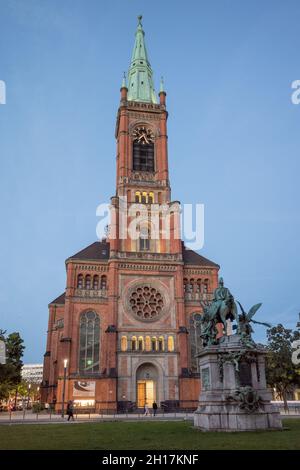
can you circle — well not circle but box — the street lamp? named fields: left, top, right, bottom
left=27, top=383, right=31, bottom=410
left=61, top=359, right=68, bottom=418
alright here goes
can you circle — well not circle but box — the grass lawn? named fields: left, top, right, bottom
left=0, top=419, right=299, bottom=450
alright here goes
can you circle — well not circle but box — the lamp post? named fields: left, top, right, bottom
left=61, top=359, right=68, bottom=418
left=27, top=383, right=31, bottom=410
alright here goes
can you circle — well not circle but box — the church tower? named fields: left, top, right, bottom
left=41, top=17, right=220, bottom=412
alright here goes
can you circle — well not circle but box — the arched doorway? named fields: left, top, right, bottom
left=136, top=363, right=158, bottom=408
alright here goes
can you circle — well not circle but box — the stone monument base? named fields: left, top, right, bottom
left=194, top=403, right=282, bottom=432
left=193, top=335, right=282, bottom=432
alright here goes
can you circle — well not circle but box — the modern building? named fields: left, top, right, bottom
left=22, top=364, right=43, bottom=385
left=41, top=17, right=220, bottom=411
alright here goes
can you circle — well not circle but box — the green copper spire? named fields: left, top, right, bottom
left=127, top=16, right=157, bottom=104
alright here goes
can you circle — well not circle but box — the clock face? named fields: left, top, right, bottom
left=132, top=126, right=154, bottom=145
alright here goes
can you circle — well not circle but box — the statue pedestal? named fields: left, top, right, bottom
left=194, top=335, right=282, bottom=431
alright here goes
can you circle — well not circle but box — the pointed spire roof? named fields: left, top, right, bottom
left=127, top=16, right=157, bottom=104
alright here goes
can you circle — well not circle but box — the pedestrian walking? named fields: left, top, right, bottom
left=66, top=400, right=74, bottom=421
left=152, top=401, right=158, bottom=416
left=144, top=403, right=150, bottom=416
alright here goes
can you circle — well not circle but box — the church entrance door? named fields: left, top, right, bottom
left=137, top=379, right=156, bottom=408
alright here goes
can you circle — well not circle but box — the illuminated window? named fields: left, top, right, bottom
left=168, top=336, right=174, bottom=352
left=145, top=336, right=151, bottom=351
left=135, top=191, right=141, bottom=203
left=79, top=311, right=100, bottom=373
left=148, top=192, right=154, bottom=204
left=141, top=192, right=147, bottom=204
left=121, top=336, right=128, bottom=351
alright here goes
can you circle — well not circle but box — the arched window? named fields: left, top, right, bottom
left=100, top=275, right=107, bottom=290
left=85, top=275, right=91, bottom=290
left=158, top=336, right=164, bottom=352
left=77, top=274, right=83, bottom=289
left=168, top=336, right=175, bottom=352
left=151, top=337, right=157, bottom=352
left=133, top=140, right=154, bottom=172
left=183, top=278, right=188, bottom=294
left=203, top=279, right=209, bottom=294
left=141, top=192, right=147, bottom=204
left=121, top=336, right=128, bottom=352
left=79, top=311, right=100, bottom=373
left=145, top=336, right=151, bottom=351
left=139, top=227, right=150, bottom=251
left=135, top=191, right=141, bottom=203
left=131, top=336, right=137, bottom=351
left=189, top=313, right=202, bottom=373
left=93, top=275, right=99, bottom=290
left=148, top=192, right=154, bottom=204
left=196, top=279, right=201, bottom=293
left=138, top=336, right=144, bottom=351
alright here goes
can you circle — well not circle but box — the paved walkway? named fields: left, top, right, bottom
left=0, top=411, right=194, bottom=425
left=0, top=410, right=298, bottom=426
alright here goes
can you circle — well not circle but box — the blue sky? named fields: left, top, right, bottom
left=0, top=0, right=299, bottom=362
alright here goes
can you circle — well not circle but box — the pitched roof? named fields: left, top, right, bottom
left=49, top=292, right=65, bottom=305
left=67, top=241, right=110, bottom=262
left=183, top=244, right=219, bottom=268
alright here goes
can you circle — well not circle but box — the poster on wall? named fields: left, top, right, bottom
left=73, top=381, right=95, bottom=397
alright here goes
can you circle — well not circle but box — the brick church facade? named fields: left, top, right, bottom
left=41, top=18, right=219, bottom=412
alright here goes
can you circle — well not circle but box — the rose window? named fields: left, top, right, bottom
left=129, top=285, right=164, bottom=320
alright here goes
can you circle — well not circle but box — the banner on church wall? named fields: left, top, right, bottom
left=73, top=381, right=95, bottom=397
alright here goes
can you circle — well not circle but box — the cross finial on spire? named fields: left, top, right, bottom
left=138, top=15, right=143, bottom=26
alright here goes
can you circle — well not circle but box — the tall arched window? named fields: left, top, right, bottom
left=121, top=336, right=128, bottom=352
left=168, top=336, right=175, bottom=352
left=158, top=336, right=164, bottom=352
left=138, top=336, right=144, bottom=351
left=131, top=336, right=137, bottom=351
left=133, top=141, right=154, bottom=172
left=77, top=274, right=83, bottom=289
left=100, top=275, right=107, bottom=290
left=139, top=227, right=150, bottom=251
left=151, top=337, right=157, bottom=351
left=145, top=336, right=151, bottom=351
left=189, top=313, right=202, bottom=373
left=93, top=275, right=99, bottom=290
left=79, top=311, right=100, bottom=373
left=85, top=275, right=91, bottom=290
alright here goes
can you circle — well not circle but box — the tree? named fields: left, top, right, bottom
left=266, top=324, right=300, bottom=411
left=0, top=331, right=25, bottom=403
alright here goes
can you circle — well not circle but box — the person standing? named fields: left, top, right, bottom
left=152, top=401, right=158, bottom=416
left=66, top=400, right=74, bottom=421
left=152, top=401, right=157, bottom=416
left=144, top=403, right=150, bottom=416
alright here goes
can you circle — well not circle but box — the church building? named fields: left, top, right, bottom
left=41, top=17, right=219, bottom=412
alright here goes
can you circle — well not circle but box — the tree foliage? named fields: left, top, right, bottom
left=266, top=324, right=300, bottom=408
left=0, top=331, right=25, bottom=401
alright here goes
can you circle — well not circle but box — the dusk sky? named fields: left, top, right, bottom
left=0, top=0, right=299, bottom=362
